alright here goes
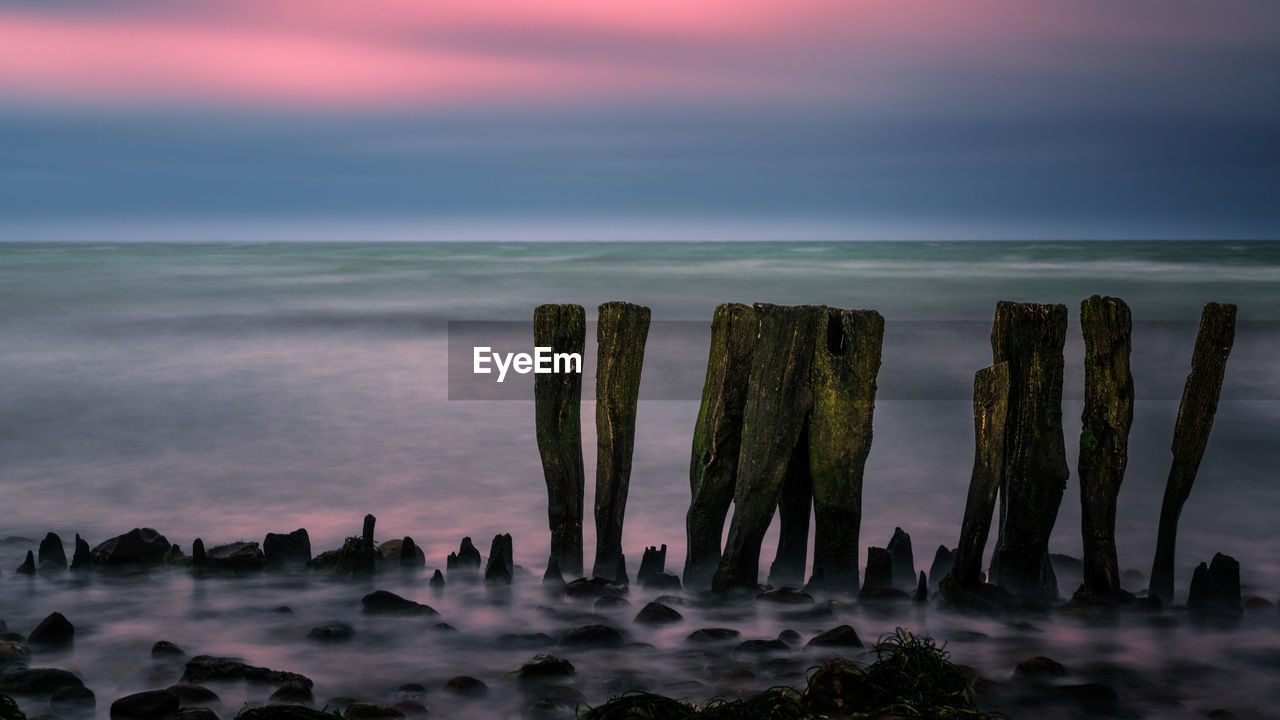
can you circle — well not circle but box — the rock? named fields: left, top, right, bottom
left=1187, top=553, right=1242, bottom=615
left=37, top=533, right=66, bottom=570
left=777, top=629, right=801, bottom=647
left=484, top=533, right=513, bottom=584
left=915, top=571, right=929, bottom=604
left=191, top=539, right=207, bottom=568
left=887, top=528, right=916, bottom=591
left=360, top=591, right=437, bottom=616
left=685, top=304, right=756, bottom=591
left=1243, top=596, right=1274, bottom=610
left=429, top=570, right=444, bottom=588
left=509, top=655, right=575, bottom=687
left=26, top=613, right=74, bottom=649
left=563, top=577, right=627, bottom=599
left=391, top=701, right=426, bottom=717
left=734, top=639, right=788, bottom=654
left=713, top=305, right=823, bottom=592
left=591, top=301, right=650, bottom=583
left=633, top=602, right=682, bottom=625
left=398, top=538, right=425, bottom=569
left=0, top=668, right=84, bottom=696
left=0, top=641, right=29, bottom=668
left=1043, top=683, right=1123, bottom=715
left=534, top=303, right=588, bottom=579
left=237, top=706, right=338, bottom=720
left=344, top=702, right=403, bottom=720
left=636, top=545, right=666, bottom=585
left=1015, top=656, right=1068, bottom=678
left=109, top=690, right=179, bottom=720
left=306, top=622, right=354, bottom=643
left=641, top=572, right=681, bottom=591
left=14, top=553, right=34, bottom=576
left=70, top=534, right=92, bottom=570
left=180, top=656, right=313, bottom=688
left=686, top=628, right=741, bottom=643
left=268, top=682, right=313, bottom=705
left=164, top=685, right=220, bottom=706
left=1149, top=303, right=1236, bottom=603
left=809, top=308, right=883, bottom=595
left=807, top=625, right=863, bottom=648
left=0, top=694, right=24, bottom=720
left=858, top=584, right=910, bottom=602
left=206, top=542, right=266, bottom=571
left=594, top=596, right=630, bottom=610
left=151, top=641, right=186, bottom=659
left=454, top=537, right=481, bottom=570
left=864, top=547, right=893, bottom=589
left=497, top=632, right=553, bottom=649
left=92, top=528, right=171, bottom=566
left=50, top=685, right=96, bottom=712
left=262, top=530, right=311, bottom=571
left=442, top=675, right=487, bottom=698
left=171, top=709, right=219, bottom=720
left=756, top=587, right=813, bottom=604
left=558, top=624, right=625, bottom=648
left=803, top=658, right=875, bottom=715
left=928, top=546, right=955, bottom=587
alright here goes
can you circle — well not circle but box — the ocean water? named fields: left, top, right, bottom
left=1, top=240, right=1279, bottom=718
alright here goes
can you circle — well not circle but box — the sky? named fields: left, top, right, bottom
left=1, top=0, right=1278, bottom=240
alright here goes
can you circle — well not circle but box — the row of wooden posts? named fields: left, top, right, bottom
left=532, top=298, right=1235, bottom=605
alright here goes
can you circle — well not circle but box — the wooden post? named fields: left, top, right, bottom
left=534, top=303, right=587, bottom=578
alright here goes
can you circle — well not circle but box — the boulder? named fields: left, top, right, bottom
left=0, top=668, right=84, bottom=696
left=151, top=641, right=186, bottom=659
left=442, top=676, right=488, bottom=698
left=1014, top=656, right=1068, bottom=679
left=806, top=625, right=863, bottom=649
left=558, top=624, right=625, bottom=648
left=262, top=530, right=311, bottom=571
left=360, top=591, right=437, bottom=616
left=171, top=710, right=219, bottom=720
left=50, top=686, right=95, bottom=712
left=164, top=684, right=221, bottom=707
left=268, top=682, right=313, bottom=706
left=92, top=529, right=171, bottom=567
left=756, top=587, right=813, bottom=604
left=344, top=703, right=403, bottom=720
left=237, top=707, right=342, bottom=720
left=641, top=572, right=681, bottom=591
left=0, top=642, right=29, bottom=668
left=686, top=628, right=741, bottom=643
left=206, top=542, right=266, bottom=571
left=26, top=613, right=73, bottom=649
left=563, top=577, right=627, bottom=599
left=180, top=656, right=313, bottom=688
left=109, top=690, right=179, bottom=720
left=633, top=602, right=682, bottom=625
left=734, top=639, right=789, bottom=654
left=37, top=533, right=66, bottom=570
left=594, top=596, right=629, bottom=610
left=306, top=622, right=354, bottom=643
left=509, top=655, right=575, bottom=687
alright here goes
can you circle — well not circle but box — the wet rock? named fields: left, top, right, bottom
left=734, top=639, right=789, bottom=654
left=0, top=641, right=30, bottom=668
left=509, top=655, right=575, bottom=687
left=1243, top=596, right=1273, bottom=610
left=594, top=596, right=629, bottom=610
left=0, top=668, right=84, bottom=696
left=686, top=628, right=740, bottom=643
left=37, top=533, right=66, bottom=570
left=442, top=676, right=487, bottom=698
left=344, top=702, right=404, bottom=720
left=563, top=577, right=627, bottom=599
left=50, top=685, right=95, bottom=712
left=92, top=528, right=171, bottom=566
left=110, top=690, right=180, bottom=720
left=454, top=537, right=481, bottom=571
left=803, top=658, right=874, bottom=715
left=863, top=547, right=892, bottom=589
left=237, top=706, right=336, bottom=720
left=636, top=545, right=666, bottom=585
left=641, top=572, right=681, bottom=591
left=152, top=641, right=186, bottom=659
left=268, top=682, right=314, bottom=706
left=360, top=591, right=438, bottom=616
left=181, top=656, right=313, bottom=688
left=633, top=602, right=682, bottom=625
left=756, top=587, right=813, bottom=604
left=14, top=552, right=34, bottom=576
left=777, top=629, right=801, bottom=647
left=1015, top=656, right=1068, bottom=679
left=191, top=539, right=207, bottom=568
left=306, top=622, right=354, bottom=643
left=497, top=632, right=553, bottom=649
left=928, top=546, right=955, bottom=587
left=70, top=535, right=92, bottom=570
left=807, top=625, right=863, bottom=648
left=484, top=533, right=514, bottom=584
left=26, top=613, right=73, bottom=649
left=262, top=530, right=311, bottom=571
left=164, top=685, right=220, bottom=706
left=207, top=542, right=266, bottom=571
left=558, top=624, right=625, bottom=648
left=887, top=528, right=916, bottom=591
left=171, top=709, right=219, bottom=720
left=1186, top=553, right=1241, bottom=616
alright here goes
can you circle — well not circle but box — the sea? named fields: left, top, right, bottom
left=1, top=240, right=1278, bottom=718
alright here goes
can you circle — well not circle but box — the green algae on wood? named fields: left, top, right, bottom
left=1076, top=295, right=1134, bottom=602
left=1148, top=302, right=1236, bottom=604
left=989, top=301, right=1069, bottom=601
left=534, top=303, right=587, bottom=579
left=684, top=303, right=757, bottom=590
left=712, top=304, right=824, bottom=592
left=592, top=301, right=651, bottom=582
left=808, top=308, right=883, bottom=594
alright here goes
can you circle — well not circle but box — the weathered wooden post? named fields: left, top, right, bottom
left=989, top=302, right=1069, bottom=601
left=808, top=308, right=883, bottom=594
left=713, top=304, right=823, bottom=592
left=941, top=363, right=1009, bottom=595
left=1076, top=295, right=1134, bottom=602
left=534, top=303, right=587, bottom=579
left=767, top=430, right=811, bottom=587
left=684, top=303, right=757, bottom=589
left=592, top=301, right=651, bottom=582
left=1148, top=302, right=1236, bottom=603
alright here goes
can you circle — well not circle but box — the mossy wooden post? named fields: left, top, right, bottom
left=1148, top=302, right=1236, bottom=603
left=684, top=303, right=757, bottom=589
left=767, top=427, right=811, bottom=587
left=1077, top=295, right=1134, bottom=601
left=534, top=303, right=587, bottom=579
left=592, top=301, right=651, bottom=582
left=808, top=308, right=883, bottom=593
left=712, top=304, right=822, bottom=592
left=989, top=302, right=1069, bottom=601
left=942, top=363, right=1009, bottom=593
